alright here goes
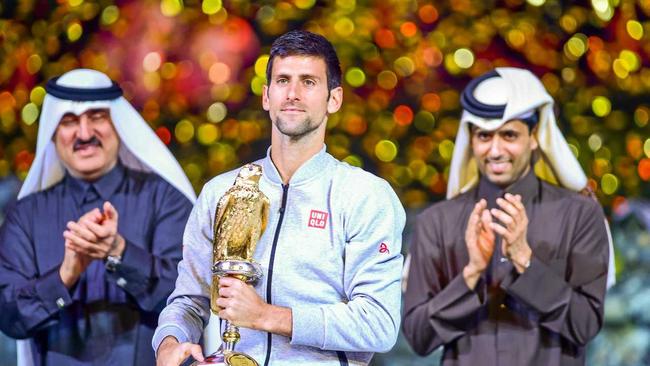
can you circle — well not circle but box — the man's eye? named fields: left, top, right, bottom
left=503, top=132, right=518, bottom=140
left=89, top=111, right=109, bottom=121
left=477, top=133, right=491, bottom=141
left=304, top=79, right=315, bottom=86
left=60, top=119, right=78, bottom=126
left=276, top=79, right=288, bottom=84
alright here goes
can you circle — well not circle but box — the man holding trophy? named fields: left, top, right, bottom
left=153, top=30, right=406, bottom=366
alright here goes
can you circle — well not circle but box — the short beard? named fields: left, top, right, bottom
left=273, top=116, right=322, bottom=142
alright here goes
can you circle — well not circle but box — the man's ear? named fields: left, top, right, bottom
left=327, top=86, right=343, bottom=114
left=530, top=125, right=539, bottom=151
left=262, top=85, right=270, bottom=111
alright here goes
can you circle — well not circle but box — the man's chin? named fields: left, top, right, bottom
left=69, top=166, right=108, bottom=180
left=276, top=124, right=317, bottom=139
left=485, top=173, right=515, bottom=187
left=73, top=147, right=102, bottom=159
left=67, top=158, right=115, bottom=179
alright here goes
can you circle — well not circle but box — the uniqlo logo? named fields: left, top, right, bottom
left=308, top=210, right=328, bottom=229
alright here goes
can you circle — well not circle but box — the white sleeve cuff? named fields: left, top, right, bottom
left=151, top=325, right=191, bottom=355
left=289, top=305, right=325, bottom=349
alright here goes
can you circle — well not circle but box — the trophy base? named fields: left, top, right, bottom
left=192, top=350, right=259, bottom=366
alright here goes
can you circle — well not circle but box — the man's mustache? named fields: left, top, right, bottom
left=485, top=157, right=510, bottom=163
left=281, top=103, right=306, bottom=110
left=73, top=136, right=102, bottom=151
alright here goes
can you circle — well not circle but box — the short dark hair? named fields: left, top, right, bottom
left=266, top=30, right=342, bottom=91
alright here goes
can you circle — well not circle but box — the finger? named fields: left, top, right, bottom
left=64, top=231, right=104, bottom=256
left=506, top=193, right=527, bottom=218
left=66, top=241, right=102, bottom=258
left=496, top=197, right=519, bottom=219
left=479, top=210, right=494, bottom=239
left=475, top=199, right=488, bottom=216
left=479, top=229, right=495, bottom=247
left=490, top=208, right=514, bottom=227
left=83, top=220, right=112, bottom=238
left=188, top=344, right=204, bottom=362
left=79, top=214, right=102, bottom=227
left=217, top=286, right=233, bottom=298
left=471, top=200, right=486, bottom=220
left=477, top=233, right=495, bottom=259
left=467, top=200, right=485, bottom=235
left=80, top=208, right=103, bottom=224
left=63, top=230, right=97, bottom=249
left=218, top=277, right=232, bottom=287
left=489, top=222, right=512, bottom=240
left=217, top=308, right=234, bottom=321
left=66, top=242, right=95, bottom=257
left=218, top=276, right=243, bottom=288
left=502, top=240, right=509, bottom=259
left=215, top=297, right=231, bottom=309
left=104, top=201, right=118, bottom=221
left=67, top=221, right=99, bottom=242
left=177, top=343, right=200, bottom=363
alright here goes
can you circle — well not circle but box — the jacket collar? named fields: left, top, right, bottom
left=261, top=144, right=334, bottom=186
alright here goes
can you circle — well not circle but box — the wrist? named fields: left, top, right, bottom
left=108, top=234, right=125, bottom=257
left=258, top=304, right=292, bottom=337
left=157, top=336, right=179, bottom=357
left=59, top=266, right=79, bottom=289
left=463, top=265, right=483, bottom=290
left=256, top=303, right=278, bottom=332
left=511, top=247, right=532, bottom=274
left=463, top=264, right=484, bottom=278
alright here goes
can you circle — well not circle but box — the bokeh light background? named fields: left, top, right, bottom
left=1, top=0, right=649, bottom=365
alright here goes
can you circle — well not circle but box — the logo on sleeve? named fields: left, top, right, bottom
left=379, top=242, right=390, bottom=254
left=308, top=210, right=328, bottom=229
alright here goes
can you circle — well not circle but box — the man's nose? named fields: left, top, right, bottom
left=286, top=81, right=300, bottom=101
left=488, top=136, right=502, bottom=156
left=77, top=116, right=92, bottom=140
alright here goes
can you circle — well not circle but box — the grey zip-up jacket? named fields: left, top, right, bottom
left=153, top=146, right=406, bottom=365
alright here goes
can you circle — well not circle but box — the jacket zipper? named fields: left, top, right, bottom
left=263, top=183, right=289, bottom=366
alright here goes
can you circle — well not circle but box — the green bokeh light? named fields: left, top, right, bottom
left=345, top=67, right=366, bottom=88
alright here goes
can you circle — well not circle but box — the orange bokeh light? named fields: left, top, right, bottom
left=418, top=5, right=439, bottom=24
left=638, top=158, right=650, bottom=181
left=400, top=22, right=417, bottom=37
left=374, top=28, right=396, bottom=49
left=421, top=93, right=441, bottom=112
left=394, top=105, right=414, bottom=126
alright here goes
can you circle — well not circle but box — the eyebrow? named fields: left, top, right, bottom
left=472, top=127, right=520, bottom=134
left=85, top=108, right=109, bottom=114
left=60, top=108, right=109, bottom=119
left=274, top=73, right=321, bottom=81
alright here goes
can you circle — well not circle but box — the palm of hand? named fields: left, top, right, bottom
left=477, top=224, right=495, bottom=263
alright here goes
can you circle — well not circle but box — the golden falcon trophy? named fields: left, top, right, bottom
left=195, top=164, right=270, bottom=366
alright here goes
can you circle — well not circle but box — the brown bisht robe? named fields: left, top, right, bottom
left=402, top=171, right=609, bottom=365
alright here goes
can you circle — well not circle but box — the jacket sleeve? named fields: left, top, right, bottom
left=290, top=178, right=406, bottom=353
left=501, top=199, right=609, bottom=346
left=0, top=202, right=73, bottom=339
left=105, top=183, right=193, bottom=312
left=152, top=186, right=213, bottom=353
left=401, top=208, right=486, bottom=356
